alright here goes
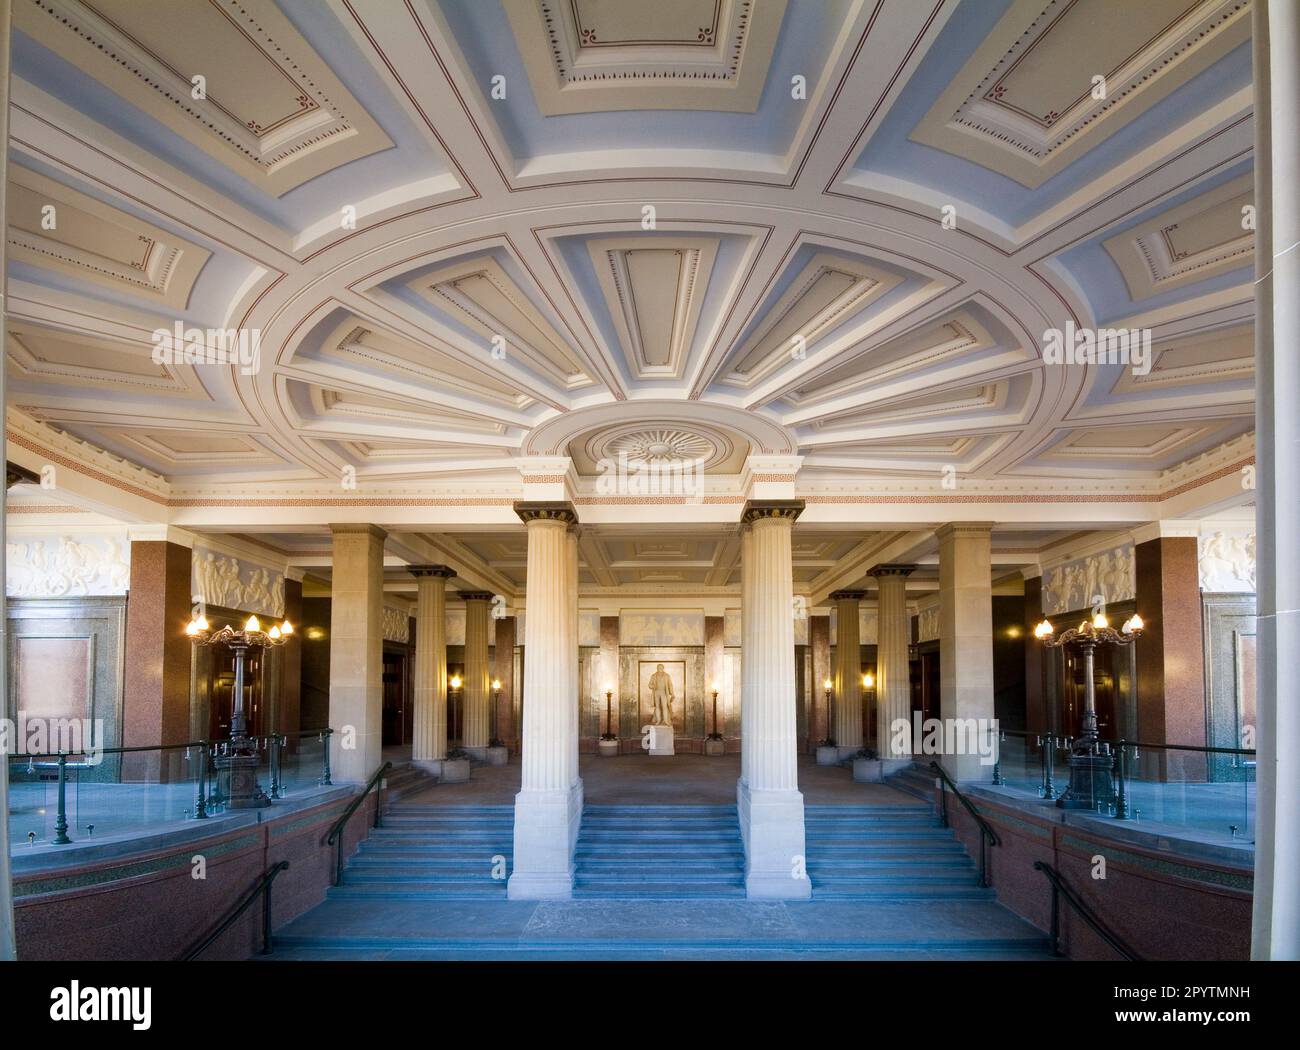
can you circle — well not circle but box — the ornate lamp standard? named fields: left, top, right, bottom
left=490, top=678, right=504, bottom=748
left=862, top=671, right=875, bottom=751
left=816, top=678, right=839, bottom=765
left=599, top=683, right=618, bottom=757
left=186, top=613, right=293, bottom=808
left=449, top=673, right=463, bottom=746
left=705, top=680, right=725, bottom=756
left=1034, top=612, right=1143, bottom=810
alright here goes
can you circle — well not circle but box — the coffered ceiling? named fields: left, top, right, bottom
left=4, top=0, right=1257, bottom=596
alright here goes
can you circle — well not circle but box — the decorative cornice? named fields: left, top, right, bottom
left=514, top=500, right=579, bottom=525
left=740, top=498, right=805, bottom=524
left=408, top=564, right=456, bottom=579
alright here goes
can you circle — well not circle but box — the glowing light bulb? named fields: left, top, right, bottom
left=450, top=674, right=462, bottom=689
left=1092, top=611, right=1109, bottom=629
left=1123, top=614, right=1144, bottom=635
left=493, top=679, right=503, bottom=691
left=862, top=673, right=874, bottom=688
left=244, top=615, right=261, bottom=632
left=711, top=681, right=720, bottom=693
left=185, top=619, right=202, bottom=637
left=268, top=625, right=281, bottom=640
left=1033, top=619, right=1054, bottom=639
left=823, top=678, right=833, bottom=691
left=280, top=620, right=294, bottom=636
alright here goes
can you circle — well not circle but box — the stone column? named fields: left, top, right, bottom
left=1023, top=571, right=1048, bottom=737
left=1252, top=0, right=1300, bottom=961
left=278, top=574, right=303, bottom=750
left=937, top=524, right=995, bottom=781
left=409, top=565, right=454, bottom=771
left=809, top=614, right=831, bottom=748
left=831, top=590, right=866, bottom=759
left=459, top=591, right=494, bottom=759
left=871, top=565, right=915, bottom=771
left=493, top=614, right=517, bottom=751
left=509, top=502, right=583, bottom=899
left=737, top=501, right=810, bottom=900
left=1132, top=530, right=1206, bottom=779
left=328, top=525, right=386, bottom=784
left=122, top=538, right=194, bottom=782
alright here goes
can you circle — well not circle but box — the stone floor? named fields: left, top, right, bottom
left=387, top=750, right=922, bottom=808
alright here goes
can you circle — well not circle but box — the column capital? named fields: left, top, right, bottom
left=935, top=522, right=994, bottom=542
left=740, top=498, right=805, bottom=524
left=458, top=590, right=496, bottom=602
left=408, top=564, right=456, bottom=579
left=514, top=500, right=579, bottom=525
left=829, top=589, right=867, bottom=602
left=868, top=563, right=916, bottom=579
left=329, top=523, right=388, bottom=541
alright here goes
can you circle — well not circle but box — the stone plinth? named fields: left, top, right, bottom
left=645, top=724, right=675, bottom=756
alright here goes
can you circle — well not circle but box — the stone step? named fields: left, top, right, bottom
left=572, top=884, right=748, bottom=899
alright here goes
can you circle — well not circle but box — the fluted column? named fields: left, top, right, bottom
left=460, top=591, right=493, bottom=758
left=409, top=566, right=454, bottom=769
left=831, top=589, right=866, bottom=759
left=328, top=524, right=386, bottom=784
left=737, top=500, right=810, bottom=900
left=871, top=565, right=915, bottom=770
left=509, top=502, right=584, bottom=899
left=1252, top=0, right=1300, bottom=961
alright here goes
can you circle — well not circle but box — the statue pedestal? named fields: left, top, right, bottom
left=597, top=738, right=619, bottom=757
left=644, top=724, right=675, bottom=756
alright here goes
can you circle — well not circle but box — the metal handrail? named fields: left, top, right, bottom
left=1034, top=860, right=1141, bottom=960
left=929, top=760, right=1000, bottom=887
left=325, top=761, right=392, bottom=885
left=183, top=860, right=290, bottom=959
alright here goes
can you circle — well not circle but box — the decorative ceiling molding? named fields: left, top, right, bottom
left=6, top=165, right=210, bottom=308
left=721, top=252, right=905, bottom=389
left=910, top=0, right=1250, bottom=188
left=16, top=0, right=393, bottom=195
left=503, top=0, right=786, bottom=114
left=1103, top=174, right=1254, bottom=300
left=408, top=255, right=592, bottom=389
left=588, top=235, right=719, bottom=382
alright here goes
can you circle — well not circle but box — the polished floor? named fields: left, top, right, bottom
left=389, top=750, right=922, bottom=807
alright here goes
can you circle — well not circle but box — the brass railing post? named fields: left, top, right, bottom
left=53, top=752, right=71, bottom=844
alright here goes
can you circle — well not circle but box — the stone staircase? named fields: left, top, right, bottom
left=573, top=805, right=745, bottom=898
left=884, top=762, right=941, bottom=805
left=328, top=803, right=513, bottom=901
left=379, top=761, right=440, bottom=805
left=805, top=803, right=991, bottom=900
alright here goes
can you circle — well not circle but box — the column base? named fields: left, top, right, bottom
left=736, top=780, right=811, bottom=900
left=507, top=779, right=584, bottom=900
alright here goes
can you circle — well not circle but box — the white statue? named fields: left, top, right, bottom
left=647, top=664, right=675, bottom=726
